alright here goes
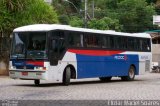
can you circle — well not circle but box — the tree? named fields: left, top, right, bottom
left=146, top=0, right=157, bottom=4
left=117, top=0, right=155, bottom=32
left=52, top=0, right=82, bottom=25
left=93, top=0, right=156, bottom=32
left=52, top=0, right=156, bottom=32
left=88, top=17, right=122, bottom=31
left=0, top=0, right=58, bottom=70
left=0, top=0, right=58, bottom=34
left=69, top=16, right=83, bottom=27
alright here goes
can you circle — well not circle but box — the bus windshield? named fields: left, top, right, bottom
left=11, top=32, right=47, bottom=59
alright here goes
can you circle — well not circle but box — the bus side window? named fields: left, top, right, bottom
left=50, top=31, right=65, bottom=53
left=102, top=35, right=110, bottom=49
left=142, top=39, right=151, bottom=51
left=128, top=37, right=134, bottom=50
left=121, top=37, right=127, bottom=50
left=68, top=32, right=82, bottom=47
left=85, top=34, right=101, bottom=48
left=109, top=36, right=114, bottom=49
left=115, top=37, right=120, bottom=49
left=80, top=34, right=84, bottom=47
left=147, top=39, right=151, bottom=51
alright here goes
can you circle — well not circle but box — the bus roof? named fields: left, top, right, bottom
left=13, top=24, right=151, bottom=38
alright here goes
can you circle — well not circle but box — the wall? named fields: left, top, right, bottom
left=152, top=44, right=160, bottom=62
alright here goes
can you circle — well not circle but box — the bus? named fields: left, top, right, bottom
left=9, top=24, right=152, bottom=85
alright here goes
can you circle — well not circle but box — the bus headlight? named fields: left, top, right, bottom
left=10, top=66, right=16, bottom=70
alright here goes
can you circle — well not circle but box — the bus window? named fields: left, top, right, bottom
left=147, top=39, right=151, bottom=51
left=11, top=33, right=27, bottom=59
left=102, top=36, right=110, bottom=48
left=109, top=36, right=114, bottom=49
left=114, top=37, right=120, bottom=49
left=50, top=31, right=65, bottom=57
left=128, top=37, right=134, bottom=50
left=68, top=32, right=82, bottom=47
left=80, top=34, right=84, bottom=47
left=27, top=32, right=46, bottom=51
left=85, top=34, right=101, bottom=48
left=142, top=39, right=151, bottom=51
left=121, top=37, right=128, bottom=50
left=134, top=38, right=140, bottom=51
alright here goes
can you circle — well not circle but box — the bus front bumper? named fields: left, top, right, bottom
left=9, top=70, right=48, bottom=80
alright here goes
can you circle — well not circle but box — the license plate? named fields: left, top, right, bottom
left=22, top=72, right=28, bottom=76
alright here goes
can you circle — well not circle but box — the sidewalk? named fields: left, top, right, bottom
left=0, top=76, right=9, bottom=78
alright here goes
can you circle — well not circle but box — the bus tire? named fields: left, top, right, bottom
left=63, top=67, right=71, bottom=86
left=99, top=77, right=112, bottom=82
left=34, top=80, right=40, bottom=86
left=121, top=66, right=135, bottom=81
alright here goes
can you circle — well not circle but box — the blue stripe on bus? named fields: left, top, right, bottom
left=76, top=54, right=139, bottom=79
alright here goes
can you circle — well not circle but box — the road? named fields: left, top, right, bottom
left=0, top=72, right=160, bottom=101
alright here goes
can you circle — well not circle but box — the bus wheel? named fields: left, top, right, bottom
left=34, top=80, right=40, bottom=86
left=63, top=67, right=71, bottom=86
left=99, top=77, right=112, bottom=82
left=121, top=66, right=135, bottom=81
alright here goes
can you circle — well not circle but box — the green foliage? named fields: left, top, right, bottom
left=146, top=0, right=157, bottom=4
left=1, top=0, right=155, bottom=33
left=69, top=16, right=83, bottom=28
left=69, top=0, right=82, bottom=12
left=0, top=0, right=58, bottom=33
left=88, top=17, right=122, bottom=31
left=117, top=0, right=155, bottom=32
left=68, top=14, right=122, bottom=31
left=92, top=0, right=156, bottom=32
left=58, top=14, right=70, bottom=25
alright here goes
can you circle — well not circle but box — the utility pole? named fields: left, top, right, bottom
left=92, top=0, right=94, bottom=18
left=84, top=0, right=87, bottom=28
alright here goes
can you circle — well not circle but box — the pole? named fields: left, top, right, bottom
left=92, top=0, right=94, bottom=18
left=84, top=0, right=87, bottom=28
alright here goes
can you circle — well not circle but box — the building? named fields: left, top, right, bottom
left=147, top=30, right=160, bottom=67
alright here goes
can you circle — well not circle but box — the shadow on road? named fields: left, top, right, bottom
left=13, top=79, right=143, bottom=87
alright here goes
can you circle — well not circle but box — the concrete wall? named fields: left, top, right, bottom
left=0, top=61, right=8, bottom=75
left=152, top=44, right=160, bottom=62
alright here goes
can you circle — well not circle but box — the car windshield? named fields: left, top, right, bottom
left=11, top=32, right=47, bottom=59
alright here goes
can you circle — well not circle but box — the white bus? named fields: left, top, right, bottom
left=9, top=24, right=152, bottom=85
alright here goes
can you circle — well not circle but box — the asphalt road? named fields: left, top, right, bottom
left=0, top=72, right=160, bottom=101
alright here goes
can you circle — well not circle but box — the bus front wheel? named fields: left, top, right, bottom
left=63, top=67, right=71, bottom=86
left=99, top=77, right=112, bottom=82
left=121, top=66, right=135, bottom=81
left=34, top=80, right=40, bottom=86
